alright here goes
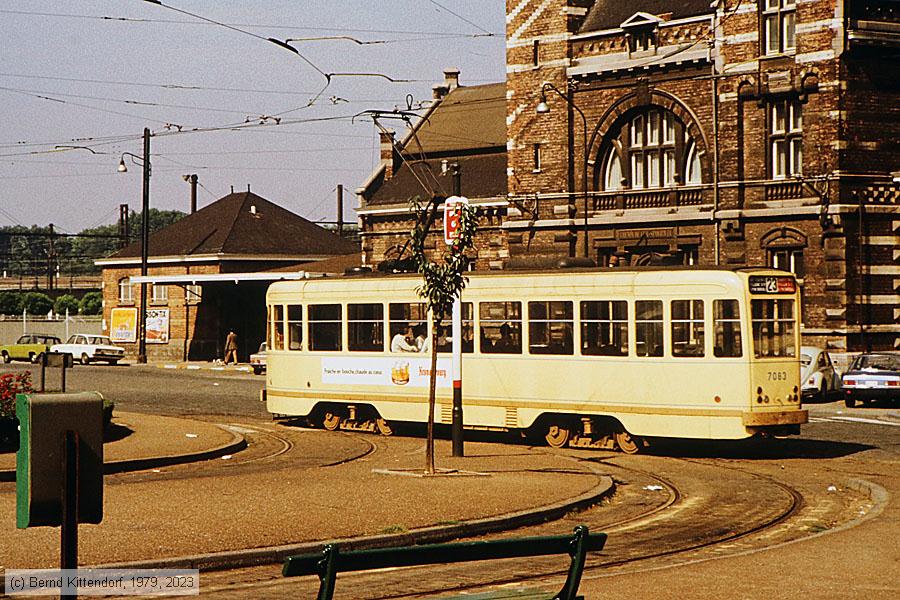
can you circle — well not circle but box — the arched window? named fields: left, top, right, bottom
left=602, top=148, right=623, bottom=191
left=685, top=142, right=702, bottom=185
left=600, top=107, right=702, bottom=190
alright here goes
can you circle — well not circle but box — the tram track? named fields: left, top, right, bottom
left=296, top=450, right=803, bottom=600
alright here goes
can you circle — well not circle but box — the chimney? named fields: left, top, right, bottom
left=380, top=129, right=399, bottom=178
left=444, top=68, right=460, bottom=91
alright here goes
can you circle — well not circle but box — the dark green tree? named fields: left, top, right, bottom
left=0, top=292, right=22, bottom=315
left=22, top=292, right=53, bottom=315
left=79, top=291, right=102, bottom=315
left=54, top=294, right=80, bottom=316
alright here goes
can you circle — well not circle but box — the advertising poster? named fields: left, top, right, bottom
left=146, top=308, right=170, bottom=344
left=109, top=307, right=137, bottom=343
left=321, top=356, right=452, bottom=388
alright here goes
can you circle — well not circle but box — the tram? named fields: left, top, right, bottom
left=264, top=267, right=807, bottom=453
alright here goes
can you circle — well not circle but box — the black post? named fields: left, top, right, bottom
left=138, top=127, right=150, bottom=364
left=336, top=184, right=344, bottom=237
left=189, top=174, right=198, bottom=214
left=450, top=163, right=464, bottom=458
left=61, top=430, right=79, bottom=581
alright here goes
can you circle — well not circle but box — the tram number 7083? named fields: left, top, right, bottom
left=767, top=371, right=788, bottom=381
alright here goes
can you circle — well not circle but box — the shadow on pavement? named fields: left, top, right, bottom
left=104, top=421, right=134, bottom=443
left=644, top=436, right=875, bottom=460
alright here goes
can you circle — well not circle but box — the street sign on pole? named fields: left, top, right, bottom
left=443, top=196, right=468, bottom=246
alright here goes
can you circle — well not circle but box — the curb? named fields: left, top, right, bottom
left=0, top=427, right=247, bottom=482
left=153, top=364, right=253, bottom=373
left=90, top=467, right=615, bottom=572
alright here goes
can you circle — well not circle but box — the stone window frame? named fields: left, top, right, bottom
left=761, top=227, right=807, bottom=280
left=761, top=0, right=797, bottom=56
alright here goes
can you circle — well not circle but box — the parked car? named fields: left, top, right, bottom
left=51, top=334, right=125, bottom=365
left=841, top=353, right=900, bottom=408
left=250, top=342, right=267, bottom=375
left=0, top=334, right=61, bottom=364
left=800, top=346, right=840, bottom=401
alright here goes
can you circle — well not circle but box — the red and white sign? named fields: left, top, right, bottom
left=443, top=196, right=468, bottom=245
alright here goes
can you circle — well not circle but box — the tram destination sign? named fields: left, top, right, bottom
left=749, top=276, right=796, bottom=294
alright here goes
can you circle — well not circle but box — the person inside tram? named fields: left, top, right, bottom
left=493, top=322, right=518, bottom=353
left=415, top=324, right=431, bottom=353
left=390, top=325, right=418, bottom=353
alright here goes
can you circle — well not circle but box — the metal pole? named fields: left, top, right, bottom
left=138, top=127, right=150, bottom=364
left=61, top=430, right=79, bottom=580
left=337, top=184, right=344, bottom=237
left=450, top=163, right=464, bottom=457
left=189, top=174, right=198, bottom=214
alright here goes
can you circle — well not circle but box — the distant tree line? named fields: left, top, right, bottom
left=0, top=208, right=185, bottom=281
left=0, top=291, right=102, bottom=316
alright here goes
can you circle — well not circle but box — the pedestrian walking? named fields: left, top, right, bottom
left=224, top=330, right=238, bottom=365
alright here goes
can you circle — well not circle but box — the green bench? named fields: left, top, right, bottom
left=282, top=525, right=606, bottom=600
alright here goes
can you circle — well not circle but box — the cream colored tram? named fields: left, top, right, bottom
left=264, top=267, right=807, bottom=453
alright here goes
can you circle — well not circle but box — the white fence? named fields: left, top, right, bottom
left=0, top=313, right=102, bottom=344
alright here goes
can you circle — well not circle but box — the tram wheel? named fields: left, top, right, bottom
left=615, top=430, right=642, bottom=454
left=375, top=418, right=394, bottom=436
left=322, top=410, right=343, bottom=431
left=545, top=424, right=571, bottom=448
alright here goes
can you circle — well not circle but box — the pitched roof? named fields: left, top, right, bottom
left=579, top=1, right=712, bottom=33
left=411, top=83, right=507, bottom=154
left=363, top=82, right=507, bottom=207
left=111, top=191, right=357, bottom=259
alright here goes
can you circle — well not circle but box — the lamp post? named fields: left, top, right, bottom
left=536, top=82, right=590, bottom=259
left=118, top=127, right=151, bottom=364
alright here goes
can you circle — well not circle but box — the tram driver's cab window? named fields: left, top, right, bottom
left=751, top=299, right=796, bottom=358
left=480, top=302, right=522, bottom=354
left=348, top=303, right=384, bottom=352
left=713, top=300, right=742, bottom=358
left=671, top=300, right=705, bottom=357
left=286, top=305, right=302, bottom=350
left=308, top=304, right=342, bottom=351
left=581, top=300, right=628, bottom=356
left=635, top=300, right=664, bottom=357
left=528, top=301, right=573, bottom=355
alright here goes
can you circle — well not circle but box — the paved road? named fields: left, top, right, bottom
left=0, top=362, right=266, bottom=417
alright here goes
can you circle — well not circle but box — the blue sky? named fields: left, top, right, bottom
left=0, top=1, right=505, bottom=233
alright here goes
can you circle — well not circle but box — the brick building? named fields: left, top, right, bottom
left=356, top=69, right=510, bottom=270
left=360, top=1, right=898, bottom=353
left=97, top=191, right=358, bottom=362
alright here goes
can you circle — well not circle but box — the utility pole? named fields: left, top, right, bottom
left=118, top=204, right=130, bottom=249
left=138, top=128, right=151, bottom=364
left=47, top=223, right=55, bottom=292
left=336, top=184, right=344, bottom=237
left=183, top=174, right=198, bottom=213
left=449, top=162, right=464, bottom=458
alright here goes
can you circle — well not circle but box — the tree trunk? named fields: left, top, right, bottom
left=425, top=327, right=438, bottom=475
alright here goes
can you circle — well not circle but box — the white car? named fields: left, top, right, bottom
left=800, top=346, right=840, bottom=401
left=250, top=342, right=267, bottom=375
left=51, top=334, right=125, bottom=365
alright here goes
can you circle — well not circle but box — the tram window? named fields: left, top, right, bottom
left=389, top=302, right=427, bottom=352
left=714, top=300, right=742, bottom=357
left=308, top=304, right=342, bottom=351
left=581, top=300, right=628, bottom=356
left=479, top=301, right=522, bottom=354
left=287, top=305, right=302, bottom=351
left=671, top=300, right=705, bottom=357
left=635, top=300, right=663, bottom=357
left=348, top=303, right=384, bottom=352
left=751, top=299, right=795, bottom=358
left=270, top=305, right=285, bottom=351
left=436, top=302, right=474, bottom=354
left=528, top=301, right=573, bottom=355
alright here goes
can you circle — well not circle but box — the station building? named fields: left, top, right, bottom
left=96, top=191, right=358, bottom=362
left=359, top=1, right=899, bottom=353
